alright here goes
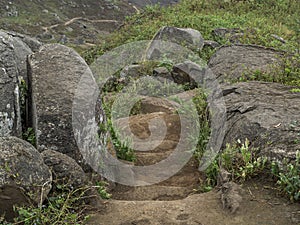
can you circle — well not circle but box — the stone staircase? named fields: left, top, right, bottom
left=109, top=96, right=202, bottom=201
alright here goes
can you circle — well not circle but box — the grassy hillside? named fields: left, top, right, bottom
left=83, top=0, right=299, bottom=86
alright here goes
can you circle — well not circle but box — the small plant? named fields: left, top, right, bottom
left=106, top=118, right=136, bottom=162
left=220, top=139, right=268, bottom=181
left=22, top=127, right=36, bottom=146
left=199, top=139, right=268, bottom=192
left=95, top=181, right=112, bottom=199
left=272, top=151, right=300, bottom=201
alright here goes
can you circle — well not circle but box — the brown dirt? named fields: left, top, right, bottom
left=87, top=179, right=300, bottom=225
left=86, top=94, right=300, bottom=225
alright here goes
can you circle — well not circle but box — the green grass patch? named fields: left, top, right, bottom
left=83, top=0, right=300, bottom=65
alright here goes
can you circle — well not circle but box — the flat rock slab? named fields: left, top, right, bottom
left=0, top=30, right=41, bottom=137
left=208, top=45, right=283, bottom=82
left=222, top=81, right=300, bottom=161
left=0, top=136, right=52, bottom=221
left=28, top=43, right=100, bottom=167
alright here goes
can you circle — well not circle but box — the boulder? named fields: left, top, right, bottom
left=28, top=44, right=104, bottom=169
left=208, top=44, right=283, bottom=82
left=0, top=136, right=52, bottom=221
left=171, top=61, right=206, bottom=88
left=0, top=30, right=41, bottom=137
left=212, top=27, right=244, bottom=43
left=222, top=81, right=300, bottom=162
left=41, top=150, right=88, bottom=189
left=147, top=26, right=204, bottom=60
left=203, top=40, right=220, bottom=49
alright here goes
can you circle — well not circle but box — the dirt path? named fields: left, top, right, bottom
left=87, top=180, right=300, bottom=225
left=86, top=95, right=300, bottom=225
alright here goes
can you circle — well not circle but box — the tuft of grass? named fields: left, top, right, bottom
left=290, top=88, right=300, bottom=93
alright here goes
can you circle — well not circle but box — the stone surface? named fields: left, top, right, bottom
left=204, top=40, right=221, bottom=48
left=120, top=64, right=143, bottom=79
left=212, top=27, right=244, bottom=43
left=222, top=81, right=300, bottom=161
left=0, top=136, right=52, bottom=221
left=0, top=30, right=40, bottom=137
left=171, top=61, right=206, bottom=87
left=147, top=26, right=204, bottom=60
left=28, top=44, right=104, bottom=169
left=42, top=150, right=88, bottom=188
left=208, top=44, right=283, bottom=82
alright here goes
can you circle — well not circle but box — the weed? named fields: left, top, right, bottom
left=95, top=181, right=112, bottom=199
left=200, top=139, right=268, bottom=191
left=271, top=151, right=300, bottom=201
left=22, top=127, right=36, bottom=146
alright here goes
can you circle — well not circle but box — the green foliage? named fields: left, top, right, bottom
left=220, top=139, right=268, bottom=181
left=271, top=151, right=300, bottom=201
left=200, top=139, right=268, bottom=191
left=190, top=89, right=210, bottom=161
left=22, top=127, right=36, bottom=146
left=1, top=185, right=91, bottom=225
left=106, top=118, right=136, bottom=162
left=95, top=181, right=112, bottom=199
left=290, top=88, right=300, bottom=93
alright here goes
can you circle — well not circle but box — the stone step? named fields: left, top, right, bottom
left=113, top=112, right=181, bottom=142
left=112, top=185, right=196, bottom=201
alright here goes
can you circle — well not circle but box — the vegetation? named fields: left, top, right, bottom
left=200, top=139, right=268, bottom=192
left=0, top=181, right=113, bottom=225
left=83, top=0, right=300, bottom=64
left=1, top=184, right=90, bottom=225
left=22, top=127, right=36, bottom=146
left=201, top=139, right=300, bottom=202
left=271, top=151, right=300, bottom=201
left=87, top=0, right=300, bottom=201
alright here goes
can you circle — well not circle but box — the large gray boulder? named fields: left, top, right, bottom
left=208, top=45, right=283, bottom=83
left=222, top=81, right=300, bottom=162
left=28, top=44, right=104, bottom=170
left=0, top=136, right=52, bottom=221
left=0, top=30, right=41, bottom=137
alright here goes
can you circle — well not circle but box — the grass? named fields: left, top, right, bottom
left=83, top=0, right=300, bottom=64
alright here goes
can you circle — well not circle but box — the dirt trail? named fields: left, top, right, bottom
left=87, top=95, right=300, bottom=225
